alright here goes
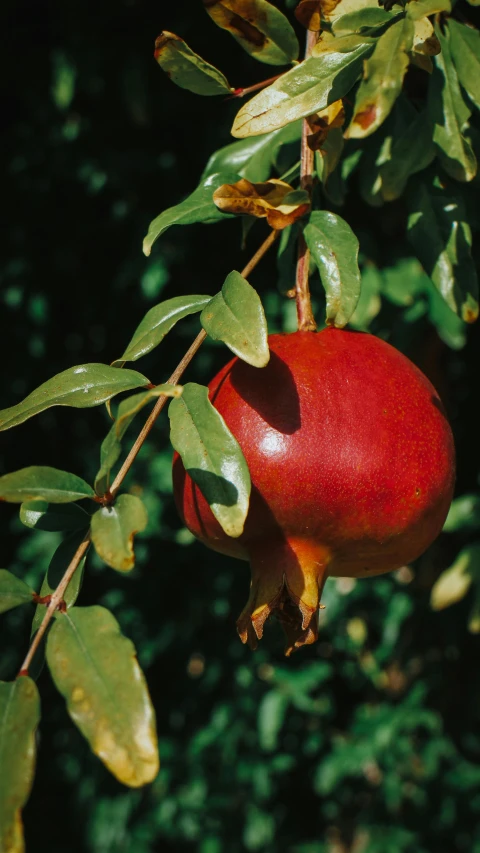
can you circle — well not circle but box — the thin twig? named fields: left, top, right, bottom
left=16, top=227, right=278, bottom=677
left=295, top=29, right=319, bottom=333
left=18, top=533, right=90, bottom=676
left=227, top=74, right=284, bottom=100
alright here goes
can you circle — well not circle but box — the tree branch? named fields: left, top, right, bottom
left=295, top=29, right=319, bottom=333
left=16, top=227, right=279, bottom=677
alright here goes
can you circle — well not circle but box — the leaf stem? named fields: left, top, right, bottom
left=228, top=74, right=284, bottom=100
left=16, top=228, right=278, bottom=677
left=295, top=30, right=319, bottom=333
left=18, top=532, right=90, bottom=676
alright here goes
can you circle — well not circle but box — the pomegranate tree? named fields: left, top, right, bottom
left=174, top=329, right=455, bottom=655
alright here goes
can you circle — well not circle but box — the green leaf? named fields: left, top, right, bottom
left=200, top=271, right=270, bottom=367
left=406, top=0, right=451, bottom=18
left=347, top=17, right=414, bottom=139
left=258, top=690, right=289, bottom=752
left=304, top=211, right=361, bottom=328
left=19, top=500, right=90, bottom=532
left=429, top=26, right=477, bottom=183
left=31, top=530, right=90, bottom=635
left=0, top=677, right=40, bottom=853
left=202, top=0, right=299, bottom=66
left=379, top=108, right=435, bottom=201
left=90, top=494, right=148, bottom=572
left=169, top=383, right=251, bottom=538
left=201, top=122, right=302, bottom=184
left=407, top=183, right=479, bottom=323
left=0, top=467, right=95, bottom=504
left=46, top=606, right=159, bottom=787
left=231, top=41, right=373, bottom=138
left=431, top=544, right=480, bottom=611
left=0, top=364, right=150, bottom=431
left=94, top=385, right=182, bottom=495
left=154, top=31, right=232, bottom=95
left=143, top=171, right=239, bottom=257
left=0, top=570, right=35, bottom=615
left=113, top=295, right=212, bottom=367
left=448, top=20, right=480, bottom=113
left=443, top=494, right=480, bottom=533
left=332, top=7, right=397, bottom=35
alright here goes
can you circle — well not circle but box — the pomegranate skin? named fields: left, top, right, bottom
left=173, top=329, right=455, bottom=654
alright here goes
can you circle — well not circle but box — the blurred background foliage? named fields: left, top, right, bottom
left=1, top=0, right=480, bottom=851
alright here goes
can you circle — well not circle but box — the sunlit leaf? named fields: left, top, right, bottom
left=448, top=19, right=480, bottom=112
left=406, top=0, right=451, bottom=18
left=94, top=385, right=182, bottom=495
left=169, top=383, right=251, bottom=538
left=31, top=530, right=90, bottom=634
left=429, top=26, right=477, bottom=183
left=113, top=295, right=211, bottom=367
left=231, top=40, right=373, bottom=137
left=201, top=122, right=302, bottom=184
left=380, top=108, right=435, bottom=200
left=46, top=606, right=159, bottom=787
left=202, top=0, right=299, bottom=66
left=331, top=6, right=396, bottom=35
left=0, top=570, right=35, bottom=615
left=0, top=364, right=150, bottom=431
left=304, top=211, right=361, bottom=327
left=0, top=677, right=40, bottom=853
left=407, top=183, right=479, bottom=323
left=154, top=31, right=232, bottom=95
left=19, top=500, right=90, bottom=532
left=213, top=178, right=310, bottom=229
left=346, top=17, right=414, bottom=139
left=431, top=544, right=480, bottom=610
left=0, top=467, right=95, bottom=504
left=91, top=494, right=148, bottom=572
left=143, top=172, right=239, bottom=256
left=200, top=270, right=270, bottom=367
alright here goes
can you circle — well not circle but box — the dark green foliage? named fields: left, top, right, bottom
left=1, top=0, right=480, bottom=850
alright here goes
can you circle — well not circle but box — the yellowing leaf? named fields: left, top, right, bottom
left=202, top=0, right=299, bottom=65
left=295, top=0, right=322, bottom=31
left=0, top=678, right=40, bottom=853
left=406, top=0, right=451, bottom=20
left=430, top=545, right=480, bottom=610
left=46, top=606, right=159, bottom=787
left=347, top=17, right=414, bottom=139
left=154, top=32, right=232, bottom=95
left=306, top=99, right=345, bottom=150
left=213, top=178, right=310, bottom=229
left=412, top=17, right=440, bottom=57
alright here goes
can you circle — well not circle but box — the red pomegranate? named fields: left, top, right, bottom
left=173, top=329, right=455, bottom=655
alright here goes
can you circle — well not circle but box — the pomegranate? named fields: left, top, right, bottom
left=173, top=329, right=455, bottom=655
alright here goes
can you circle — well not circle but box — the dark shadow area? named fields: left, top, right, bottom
left=228, top=351, right=301, bottom=434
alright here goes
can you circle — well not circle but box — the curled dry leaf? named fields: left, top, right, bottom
left=306, top=99, right=345, bottom=150
left=213, top=178, right=310, bottom=229
left=295, top=0, right=322, bottom=31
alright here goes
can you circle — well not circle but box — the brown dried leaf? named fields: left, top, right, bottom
left=213, top=178, right=310, bottom=229
left=306, top=99, right=345, bottom=150
left=295, top=0, right=322, bottom=31
left=202, top=0, right=299, bottom=65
